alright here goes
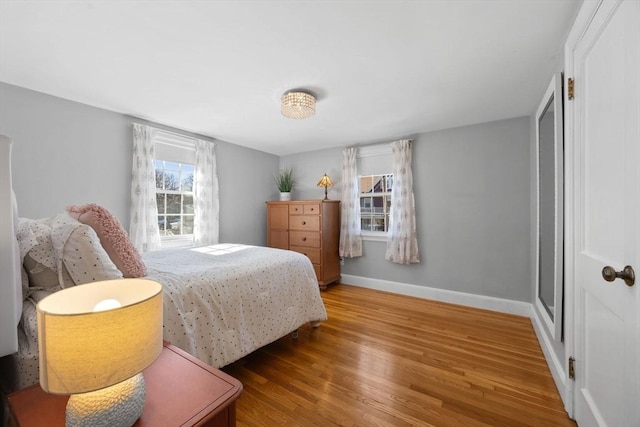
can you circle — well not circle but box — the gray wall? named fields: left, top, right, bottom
left=1, top=82, right=532, bottom=303
left=0, top=82, right=277, bottom=245
left=282, top=117, right=532, bottom=302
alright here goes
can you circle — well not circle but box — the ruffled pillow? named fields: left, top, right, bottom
left=66, top=204, right=146, bottom=278
left=18, top=214, right=123, bottom=289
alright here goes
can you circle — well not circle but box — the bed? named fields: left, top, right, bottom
left=0, top=135, right=328, bottom=393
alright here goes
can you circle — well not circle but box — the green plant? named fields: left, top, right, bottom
left=274, top=167, right=294, bottom=192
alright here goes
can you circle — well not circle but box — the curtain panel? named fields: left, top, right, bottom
left=385, top=139, right=420, bottom=264
left=129, top=124, right=161, bottom=252
left=339, top=147, right=362, bottom=258
left=194, top=139, right=219, bottom=246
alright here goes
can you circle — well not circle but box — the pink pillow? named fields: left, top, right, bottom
left=66, top=204, right=146, bottom=278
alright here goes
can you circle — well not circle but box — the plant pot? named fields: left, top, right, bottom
left=280, top=192, right=291, bottom=201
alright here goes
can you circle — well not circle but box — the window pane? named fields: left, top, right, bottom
left=372, top=196, right=385, bottom=214
left=372, top=217, right=385, bottom=231
left=165, top=161, right=180, bottom=171
left=360, top=196, right=372, bottom=214
left=183, top=216, right=194, bottom=234
left=360, top=176, right=373, bottom=194
left=181, top=171, right=194, bottom=192
left=183, top=195, right=194, bottom=213
left=158, top=215, right=167, bottom=235
left=155, top=169, right=164, bottom=190
left=164, top=170, right=180, bottom=191
left=167, top=194, right=181, bottom=214
left=372, top=175, right=384, bottom=193
left=361, top=217, right=373, bottom=232
left=156, top=193, right=166, bottom=214
left=385, top=174, right=393, bottom=192
left=167, top=216, right=181, bottom=234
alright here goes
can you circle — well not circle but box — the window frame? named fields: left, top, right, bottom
left=359, top=173, right=393, bottom=240
left=357, top=143, right=394, bottom=242
left=153, top=131, right=197, bottom=249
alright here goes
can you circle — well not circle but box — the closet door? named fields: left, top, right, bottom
left=567, top=0, right=639, bottom=425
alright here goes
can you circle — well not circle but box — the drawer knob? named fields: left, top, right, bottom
left=302, top=221, right=306, bottom=225
left=302, top=237, right=307, bottom=241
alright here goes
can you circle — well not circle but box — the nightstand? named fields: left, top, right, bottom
left=7, top=342, right=243, bottom=427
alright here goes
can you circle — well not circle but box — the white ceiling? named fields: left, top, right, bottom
left=0, top=0, right=581, bottom=156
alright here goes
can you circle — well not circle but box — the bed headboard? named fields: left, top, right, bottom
left=0, top=135, right=22, bottom=357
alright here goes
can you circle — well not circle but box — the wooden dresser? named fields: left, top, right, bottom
left=266, top=200, right=340, bottom=290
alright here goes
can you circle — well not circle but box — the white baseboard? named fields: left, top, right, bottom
left=530, top=306, right=570, bottom=410
left=340, top=274, right=532, bottom=317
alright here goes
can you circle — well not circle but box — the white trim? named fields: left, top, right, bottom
left=155, top=130, right=197, bottom=150
left=531, top=305, right=568, bottom=407
left=360, top=232, right=386, bottom=242
left=159, top=235, right=195, bottom=249
left=340, top=274, right=531, bottom=317
left=533, top=72, right=565, bottom=342
left=560, top=0, right=604, bottom=419
left=356, top=143, right=392, bottom=158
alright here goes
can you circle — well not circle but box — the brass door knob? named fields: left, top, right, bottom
left=602, top=265, right=635, bottom=287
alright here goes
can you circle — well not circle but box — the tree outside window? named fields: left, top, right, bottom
left=155, top=160, right=195, bottom=237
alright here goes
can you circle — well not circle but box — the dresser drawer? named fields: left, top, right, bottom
left=303, top=203, right=320, bottom=214
left=290, top=246, right=321, bottom=264
left=290, top=203, right=321, bottom=215
left=289, top=215, right=319, bottom=231
left=289, top=231, right=320, bottom=248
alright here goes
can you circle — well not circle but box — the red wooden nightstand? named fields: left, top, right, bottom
left=8, top=342, right=242, bottom=427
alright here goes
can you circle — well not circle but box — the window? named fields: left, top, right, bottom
left=155, top=160, right=194, bottom=239
left=153, top=131, right=197, bottom=248
left=357, top=143, right=393, bottom=239
left=359, top=174, right=393, bottom=233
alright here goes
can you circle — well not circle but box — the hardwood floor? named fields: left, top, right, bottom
left=222, top=284, right=576, bottom=427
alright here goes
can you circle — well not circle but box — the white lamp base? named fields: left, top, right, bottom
left=66, top=373, right=147, bottom=427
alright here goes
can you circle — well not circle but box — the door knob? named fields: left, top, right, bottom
left=602, top=265, right=635, bottom=287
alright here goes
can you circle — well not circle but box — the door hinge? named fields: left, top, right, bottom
left=568, top=356, right=576, bottom=380
left=567, top=78, right=575, bottom=100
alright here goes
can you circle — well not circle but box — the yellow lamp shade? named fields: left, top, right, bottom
left=37, top=279, right=163, bottom=395
left=316, top=173, right=333, bottom=188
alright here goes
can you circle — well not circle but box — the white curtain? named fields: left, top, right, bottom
left=385, top=139, right=420, bottom=264
left=194, top=139, right=219, bottom=246
left=130, top=124, right=161, bottom=252
left=339, top=147, right=362, bottom=257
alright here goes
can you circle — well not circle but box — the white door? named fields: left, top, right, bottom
left=568, top=0, right=640, bottom=426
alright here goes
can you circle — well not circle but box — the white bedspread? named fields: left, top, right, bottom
left=142, top=243, right=328, bottom=368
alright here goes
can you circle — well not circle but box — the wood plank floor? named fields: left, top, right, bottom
left=222, top=284, right=576, bottom=427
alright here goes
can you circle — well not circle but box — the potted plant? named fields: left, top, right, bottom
left=274, top=167, right=294, bottom=201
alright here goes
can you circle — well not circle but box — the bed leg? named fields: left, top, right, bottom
left=310, top=321, right=322, bottom=328
left=292, top=329, right=299, bottom=339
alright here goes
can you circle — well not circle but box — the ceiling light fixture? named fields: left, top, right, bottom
left=281, top=91, right=315, bottom=119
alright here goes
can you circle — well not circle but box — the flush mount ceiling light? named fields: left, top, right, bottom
left=281, top=91, right=316, bottom=119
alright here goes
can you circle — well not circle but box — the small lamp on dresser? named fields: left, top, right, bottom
left=36, top=279, right=163, bottom=427
left=316, top=173, right=334, bottom=200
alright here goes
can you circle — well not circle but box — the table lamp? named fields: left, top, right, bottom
left=316, top=173, right=333, bottom=200
left=37, top=279, right=163, bottom=427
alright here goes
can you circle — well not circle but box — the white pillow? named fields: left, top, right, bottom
left=48, top=214, right=122, bottom=286
left=60, top=223, right=123, bottom=286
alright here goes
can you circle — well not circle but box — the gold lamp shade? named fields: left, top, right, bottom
left=316, top=173, right=334, bottom=200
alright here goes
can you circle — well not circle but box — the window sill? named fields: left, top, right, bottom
left=361, top=233, right=387, bottom=242
left=160, top=236, right=195, bottom=249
